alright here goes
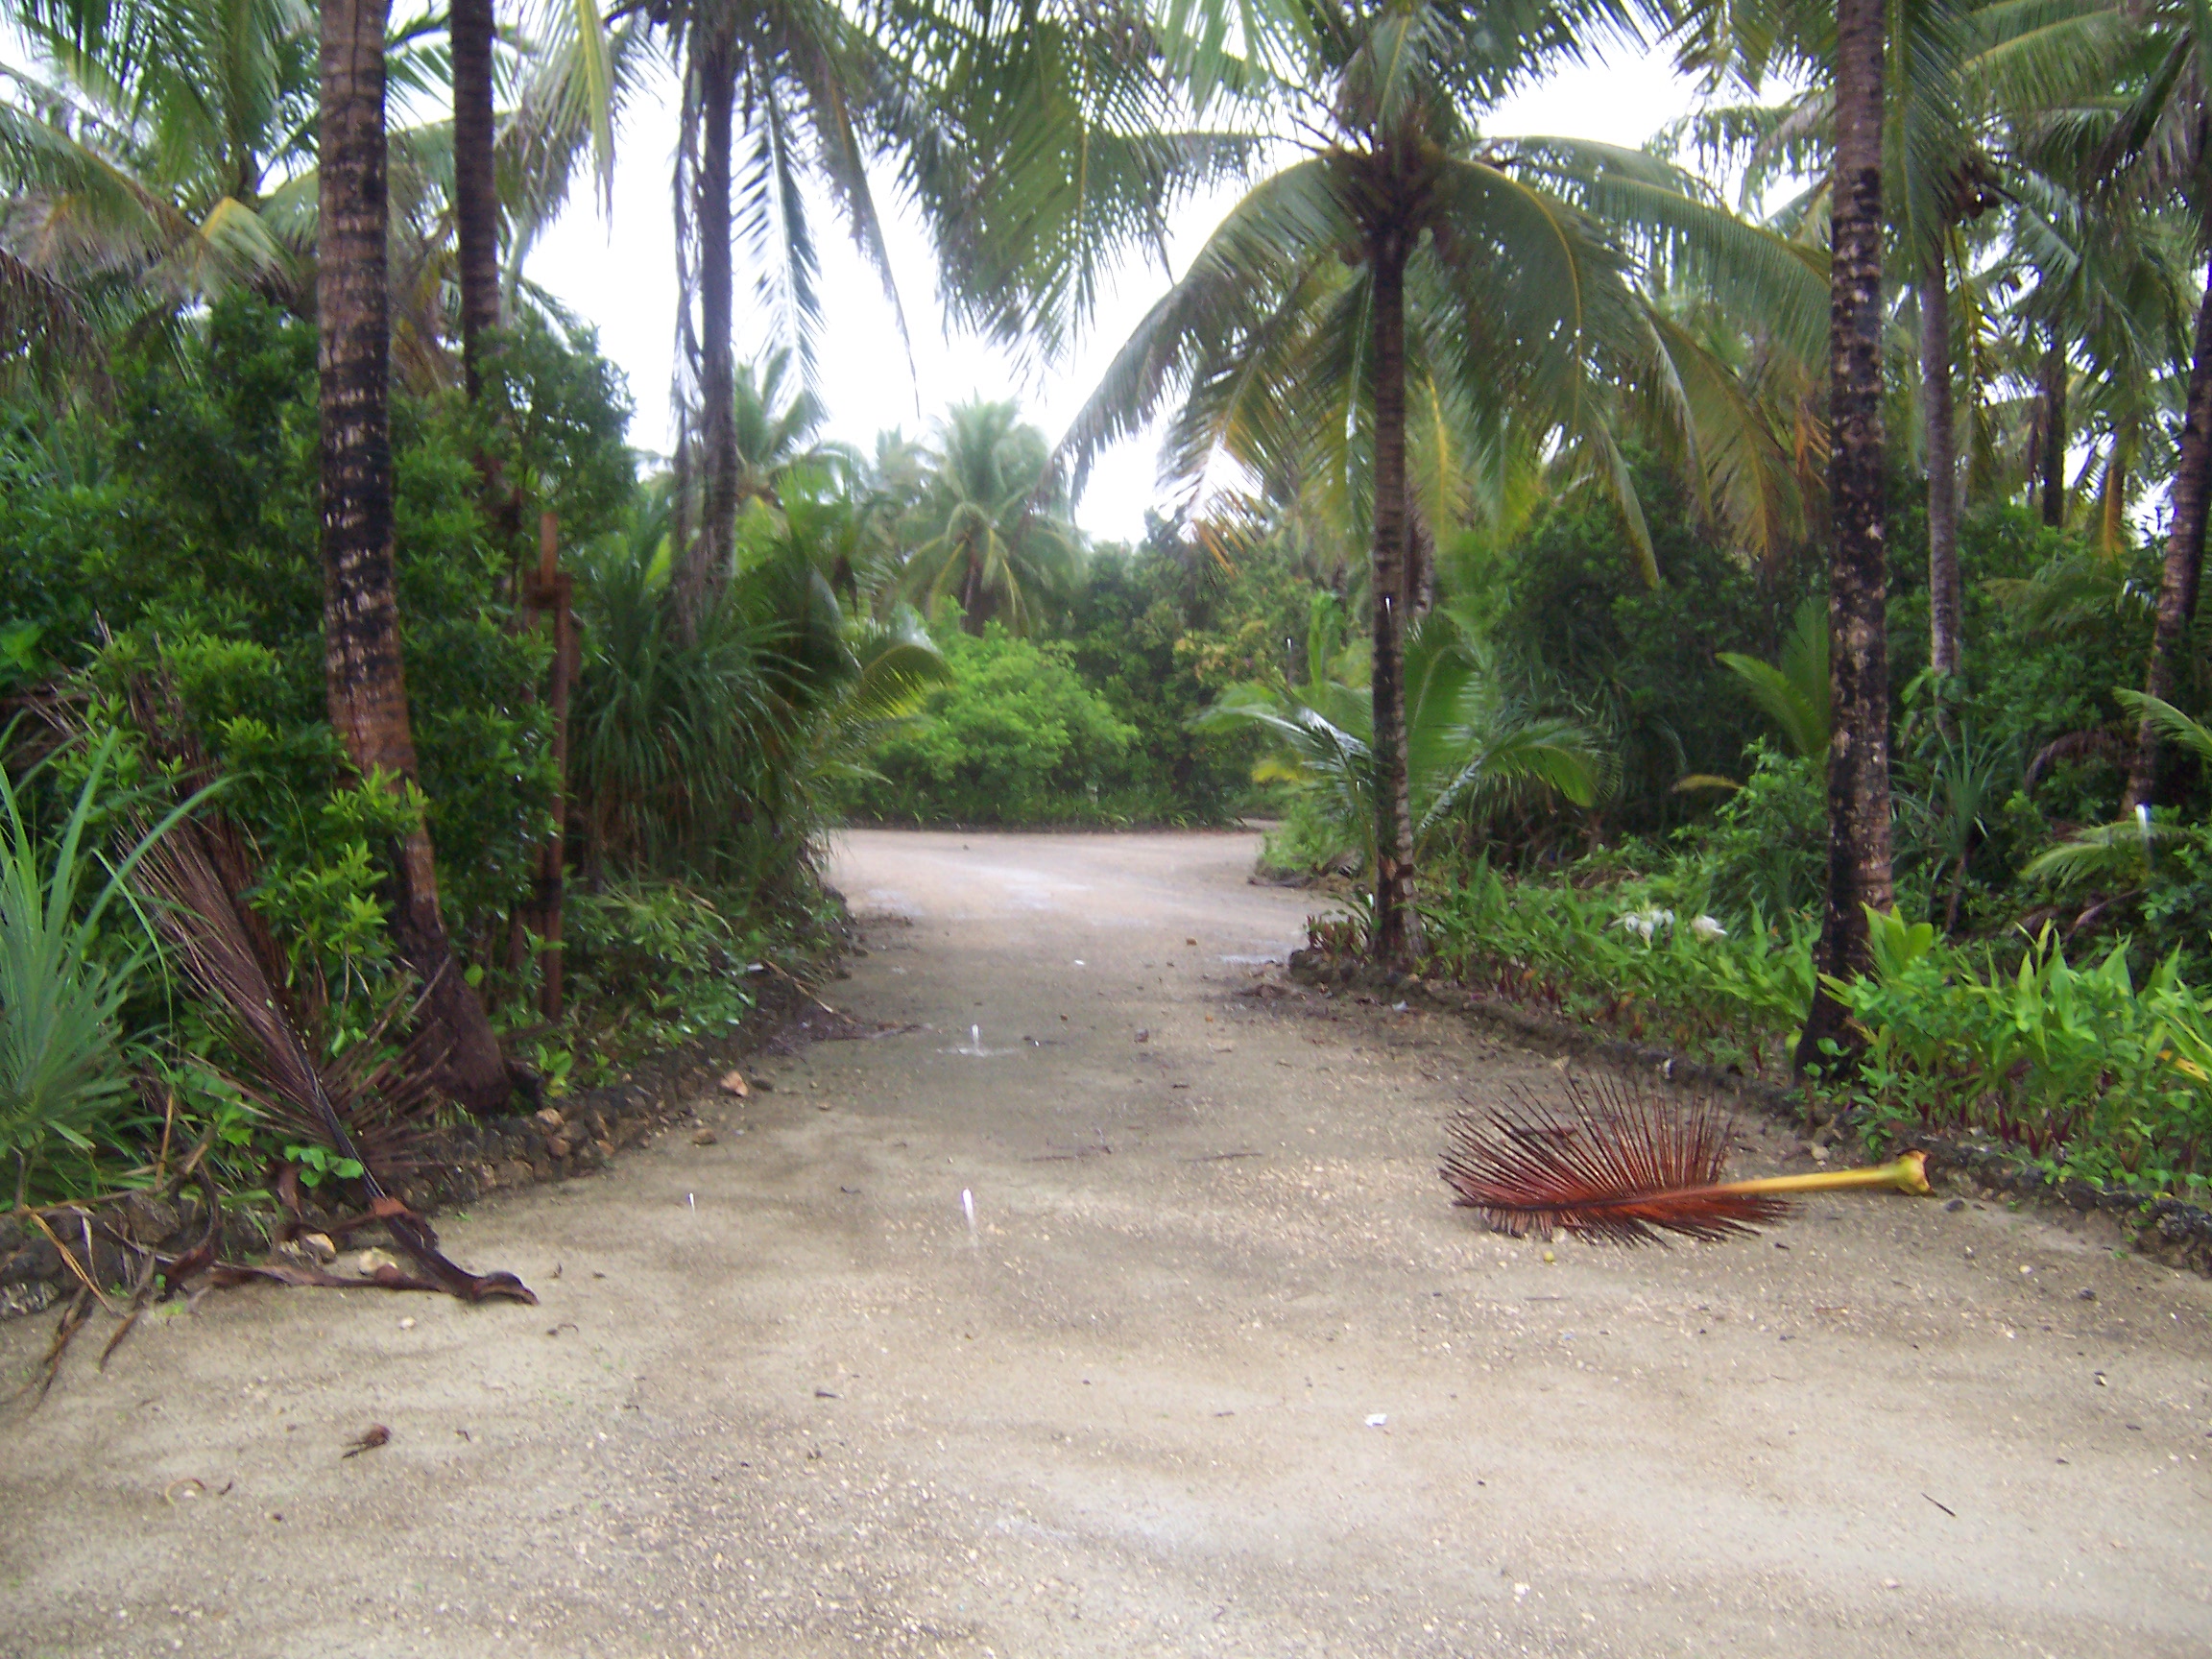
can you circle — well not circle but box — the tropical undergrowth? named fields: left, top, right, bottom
left=0, top=301, right=881, bottom=1209
left=1276, top=471, right=2212, bottom=1199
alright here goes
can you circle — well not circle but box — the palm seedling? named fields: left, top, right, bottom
left=1717, top=593, right=1830, bottom=761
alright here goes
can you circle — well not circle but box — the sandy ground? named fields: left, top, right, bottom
left=2, top=828, right=2209, bottom=1659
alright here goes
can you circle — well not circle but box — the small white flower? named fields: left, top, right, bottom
left=1691, top=915, right=1727, bottom=941
left=1613, top=907, right=1674, bottom=942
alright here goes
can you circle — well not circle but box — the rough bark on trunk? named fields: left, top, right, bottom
left=674, top=32, right=738, bottom=634
left=320, top=0, right=509, bottom=1113
left=450, top=0, right=499, bottom=399
left=1921, top=248, right=1961, bottom=684
left=2039, top=331, right=2066, bottom=528
left=1794, top=0, right=1896, bottom=1075
left=1367, top=233, right=1421, bottom=967
left=2124, top=276, right=2212, bottom=808
left=1405, top=490, right=1434, bottom=615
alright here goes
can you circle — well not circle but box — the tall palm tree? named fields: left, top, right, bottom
left=319, top=0, right=510, bottom=1111
left=1791, top=0, right=1897, bottom=1070
left=2080, top=2, right=2212, bottom=807
left=647, top=0, right=1232, bottom=633
left=899, top=399, right=1082, bottom=634
left=1069, top=0, right=1826, bottom=965
left=654, top=0, right=905, bottom=629
left=452, top=0, right=500, bottom=397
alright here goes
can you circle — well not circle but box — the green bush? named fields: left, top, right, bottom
left=1423, top=861, right=1816, bottom=1078
left=1417, top=855, right=2212, bottom=1194
left=0, top=298, right=597, bottom=963
left=1833, top=911, right=2212, bottom=1195
left=845, top=615, right=1142, bottom=825
left=1058, top=528, right=1309, bottom=823
left=1450, top=454, right=1815, bottom=835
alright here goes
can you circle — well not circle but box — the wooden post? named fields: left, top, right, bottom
left=530, top=511, right=576, bottom=1020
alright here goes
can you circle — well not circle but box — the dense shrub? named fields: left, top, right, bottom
left=847, top=618, right=1142, bottom=824
left=0, top=299, right=621, bottom=949
left=1450, top=458, right=1815, bottom=834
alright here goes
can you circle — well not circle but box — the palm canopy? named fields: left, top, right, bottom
left=0, top=0, right=646, bottom=379
left=1062, top=0, right=1831, bottom=581
left=730, top=347, right=850, bottom=499
left=0, top=0, right=338, bottom=320
left=895, top=398, right=1083, bottom=634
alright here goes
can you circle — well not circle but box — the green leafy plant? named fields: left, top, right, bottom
left=1717, top=593, right=1829, bottom=761
left=0, top=731, right=209, bottom=1203
left=282, top=1142, right=366, bottom=1189
left=1200, top=604, right=1600, bottom=874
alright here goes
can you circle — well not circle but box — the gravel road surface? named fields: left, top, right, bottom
left=2, top=828, right=2207, bottom=1657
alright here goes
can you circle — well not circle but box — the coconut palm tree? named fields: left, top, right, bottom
left=646, top=0, right=1238, bottom=632
left=0, top=0, right=335, bottom=315
left=0, top=0, right=637, bottom=386
left=897, top=399, right=1082, bottom=635
left=319, top=0, right=510, bottom=1110
left=2064, top=2, right=2212, bottom=808
left=1067, top=0, right=1828, bottom=965
left=452, top=0, right=500, bottom=397
left=730, top=348, right=848, bottom=510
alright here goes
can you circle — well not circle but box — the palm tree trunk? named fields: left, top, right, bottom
left=675, top=31, right=738, bottom=633
left=2039, top=329, right=2066, bottom=528
left=1367, top=231, right=1421, bottom=967
left=450, top=0, right=499, bottom=399
left=320, top=0, right=510, bottom=1113
left=1921, top=247, right=1961, bottom=684
left=1405, top=492, right=1434, bottom=614
left=1794, top=0, right=1895, bottom=1075
left=2124, top=276, right=2212, bottom=808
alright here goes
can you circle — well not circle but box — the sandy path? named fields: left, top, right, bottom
left=2, top=828, right=2208, bottom=1658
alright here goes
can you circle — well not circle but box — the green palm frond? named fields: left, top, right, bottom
left=1716, top=593, right=1829, bottom=760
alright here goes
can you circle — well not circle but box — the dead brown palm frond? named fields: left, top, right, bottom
left=130, top=809, right=534, bottom=1306
left=1442, top=1073, right=1931, bottom=1246
left=77, top=667, right=536, bottom=1307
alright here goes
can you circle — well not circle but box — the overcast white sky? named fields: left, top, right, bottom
left=528, top=50, right=1710, bottom=543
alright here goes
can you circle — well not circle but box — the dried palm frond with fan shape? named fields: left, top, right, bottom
left=1442, top=1073, right=1931, bottom=1246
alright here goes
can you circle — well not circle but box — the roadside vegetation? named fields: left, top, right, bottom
left=4, top=0, right=2212, bottom=1236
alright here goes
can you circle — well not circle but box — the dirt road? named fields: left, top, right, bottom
left=4, top=829, right=2208, bottom=1657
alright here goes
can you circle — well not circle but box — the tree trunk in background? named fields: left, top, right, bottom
left=1921, top=248, right=1961, bottom=685
left=532, top=511, right=575, bottom=1022
left=450, top=0, right=499, bottom=399
left=2125, top=277, right=2212, bottom=808
left=674, top=32, right=737, bottom=634
left=1366, top=231, right=1421, bottom=968
left=320, top=0, right=510, bottom=1113
left=1794, top=0, right=1895, bottom=1076
left=2039, top=330, right=2066, bottom=528
left=1405, top=492, right=1435, bottom=614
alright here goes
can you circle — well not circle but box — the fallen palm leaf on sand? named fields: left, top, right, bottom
left=1442, top=1073, right=1931, bottom=1245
